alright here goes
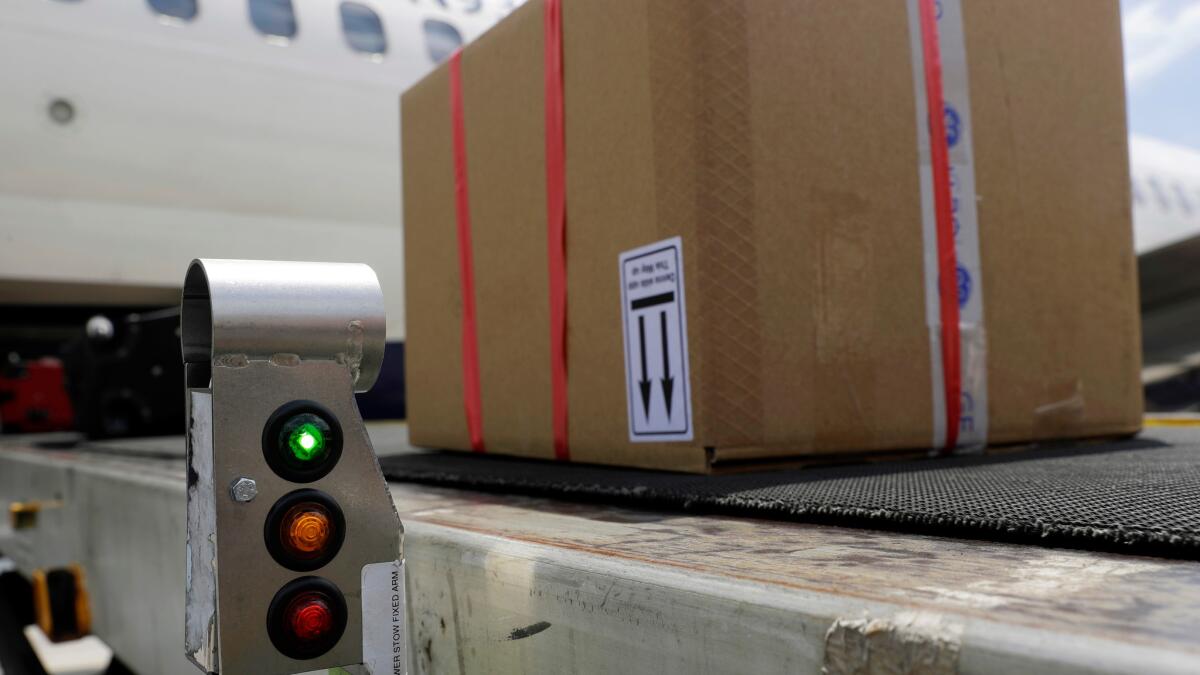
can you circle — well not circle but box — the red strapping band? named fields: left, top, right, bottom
left=918, top=0, right=961, bottom=450
left=544, top=0, right=569, bottom=460
left=449, top=51, right=486, bottom=453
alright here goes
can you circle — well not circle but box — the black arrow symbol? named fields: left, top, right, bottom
left=660, top=311, right=674, bottom=420
left=638, top=315, right=652, bottom=419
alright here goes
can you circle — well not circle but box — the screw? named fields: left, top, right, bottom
left=229, top=477, right=258, bottom=503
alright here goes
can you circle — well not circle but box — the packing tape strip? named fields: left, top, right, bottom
left=908, top=0, right=989, bottom=451
left=646, top=0, right=764, bottom=448
left=449, top=2, right=569, bottom=460
left=545, top=0, right=569, bottom=460
left=449, top=50, right=487, bottom=453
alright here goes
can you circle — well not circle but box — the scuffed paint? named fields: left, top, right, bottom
left=823, top=612, right=961, bottom=675
left=917, top=554, right=1161, bottom=611
left=184, top=392, right=219, bottom=672
left=338, top=319, right=367, bottom=386
left=213, top=353, right=249, bottom=368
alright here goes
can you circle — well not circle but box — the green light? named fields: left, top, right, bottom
left=298, top=432, right=317, bottom=451
left=281, top=414, right=331, bottom=464
left=290, top=425, right=323, bottom=461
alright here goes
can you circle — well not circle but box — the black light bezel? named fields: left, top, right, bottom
left=262, top=400, right=343, bottom=483
left=264, top=488, right=347, bottom=572
left=266, top=576, right=347, bottom=661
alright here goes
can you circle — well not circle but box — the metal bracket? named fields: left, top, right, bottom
left=182, top=259, right=402, bottom=675
left=181, top=259, right=387, bottom=392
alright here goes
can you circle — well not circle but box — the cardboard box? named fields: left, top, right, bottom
left=402, top=0, right=1142, bottom=472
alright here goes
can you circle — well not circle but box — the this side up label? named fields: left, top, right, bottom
left=619, top=236, right=693, bottom=442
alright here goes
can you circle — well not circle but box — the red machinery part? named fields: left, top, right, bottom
left=0, top=358, right=74, bottom=433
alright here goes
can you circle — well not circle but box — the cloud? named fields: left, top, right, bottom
left=1123, top=0, right=1200, bottom=88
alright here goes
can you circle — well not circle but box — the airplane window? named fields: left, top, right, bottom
left=340, top=2, right=387, bottom=55
left=1148, top=178, right=1171, bottom=212
left=423, top=19, right=463, bottom=64
left=249, top=0, right=297, bottom=39
left=149, top=0, right=197, bottom=20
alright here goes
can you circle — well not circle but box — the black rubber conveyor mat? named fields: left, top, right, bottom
left=381, top=425, right=1200, bottom=559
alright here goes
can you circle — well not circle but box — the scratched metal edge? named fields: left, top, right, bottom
left=399, top=519, right=1200, bottom=674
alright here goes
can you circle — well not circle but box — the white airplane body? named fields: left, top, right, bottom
left=0, top=0, right=521, bottom=340
left=1, top=1, right=1197, bottom=345
left=1130, top=134, right=1200, bottom=255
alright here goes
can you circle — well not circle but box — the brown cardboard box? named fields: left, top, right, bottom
left=402, top=0, right=1142, bottom=472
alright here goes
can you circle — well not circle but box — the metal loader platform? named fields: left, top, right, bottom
left=1, top=424, right=1198, bottom=674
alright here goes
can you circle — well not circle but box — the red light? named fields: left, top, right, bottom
left=285, top=592, right=334, bottom=643
left=267, top=578, right=346, bottom=659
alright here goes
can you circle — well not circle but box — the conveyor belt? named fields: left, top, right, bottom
left=382, top=425, right=1200, bottom=559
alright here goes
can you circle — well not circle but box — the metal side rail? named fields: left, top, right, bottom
left=1, top=426, right=1199, bottom=674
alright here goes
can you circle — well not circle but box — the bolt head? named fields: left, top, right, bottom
left=230, top=477, right=258, bottom=503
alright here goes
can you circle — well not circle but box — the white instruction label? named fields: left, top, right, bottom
left=619, top=237, right=693, bottom=442
left=361, top=560, right=407, bottom=675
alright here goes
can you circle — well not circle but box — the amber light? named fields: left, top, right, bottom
left=281, top=503, right=334, bottom=559
left=265, top=489, right=345, bottom=571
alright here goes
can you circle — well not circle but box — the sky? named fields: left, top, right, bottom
left=1122, top=0, right=1200, bottom=150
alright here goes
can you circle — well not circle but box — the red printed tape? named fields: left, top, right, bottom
left=918, top=0, right=962, bottom=451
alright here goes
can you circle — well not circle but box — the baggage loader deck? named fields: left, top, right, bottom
left=1, top=424, right=1197, bottom=674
